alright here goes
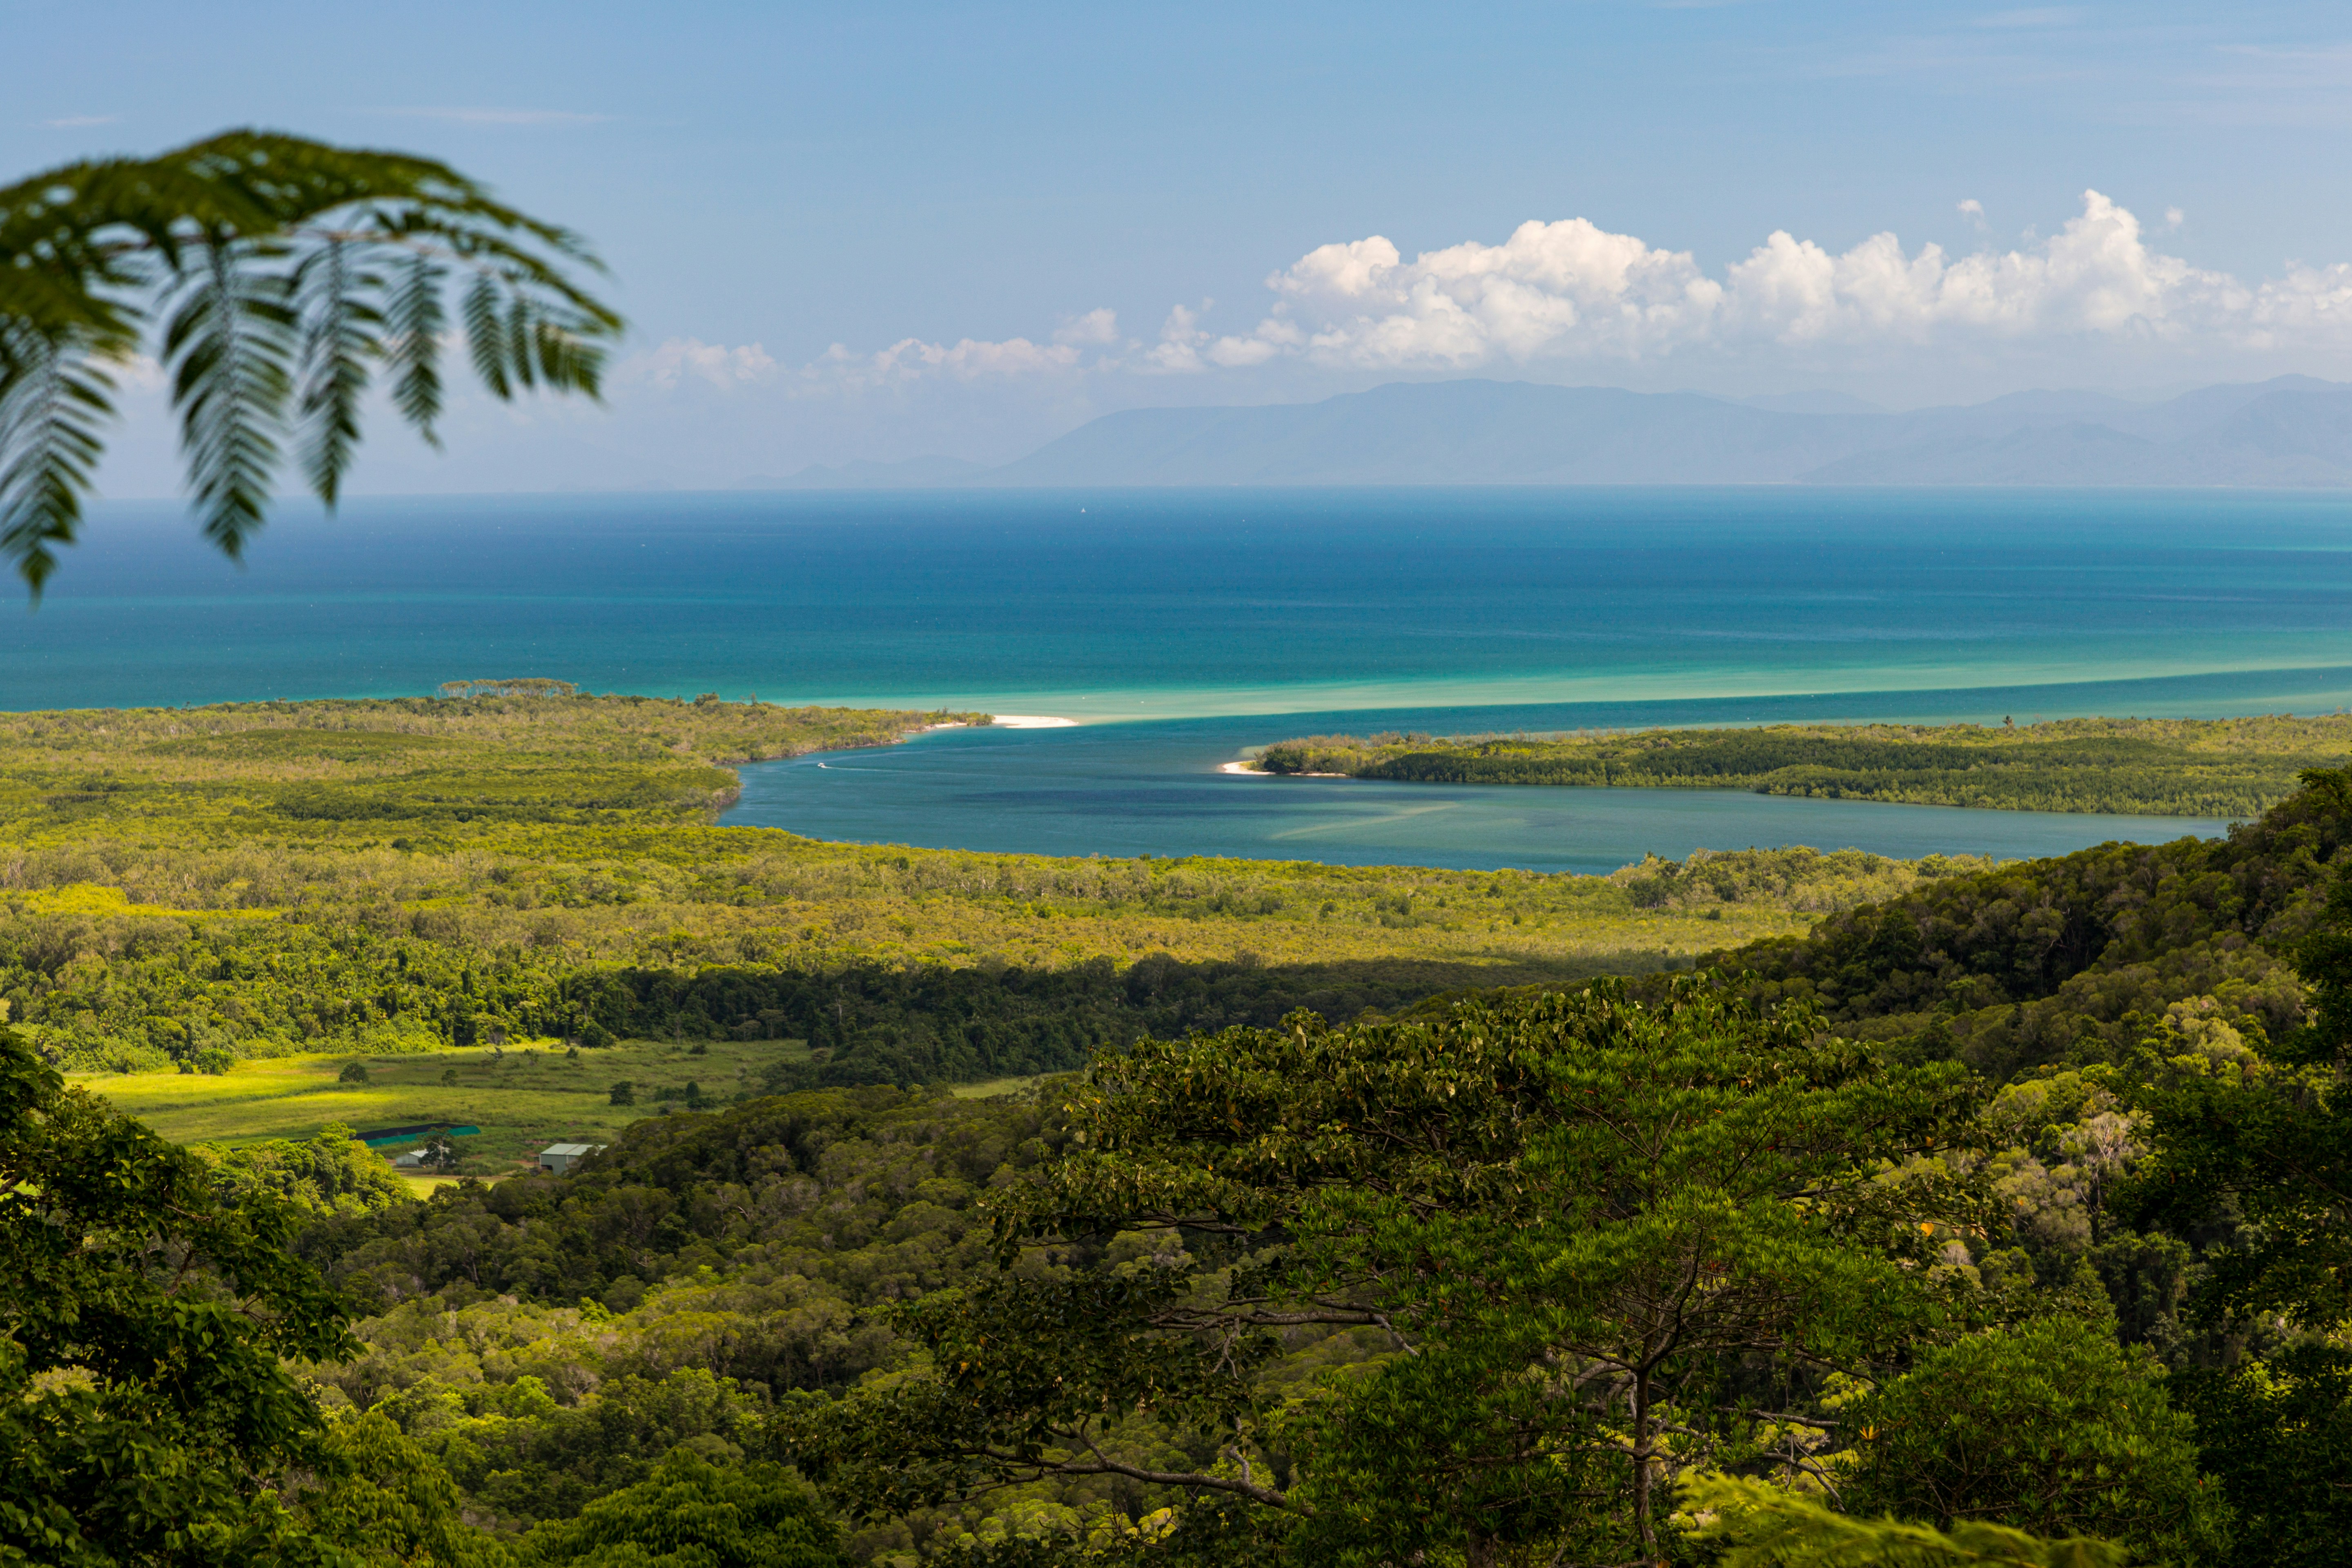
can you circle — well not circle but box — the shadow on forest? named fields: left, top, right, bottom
left=570, top=947, right=1693, bottom=1093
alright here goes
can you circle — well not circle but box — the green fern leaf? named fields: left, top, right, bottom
left=293, top=238, right=382, bottom=508
left=164, top=241, right=296, bottom=558
left=461, top=271, right=509, bottom=401
left=385, top=252, right=447, bottom=447
left=506, top=296, right=539, bottom=391
left=0, top=325, right=116, bottom=595
left=2, top=129, right=622, bottom=586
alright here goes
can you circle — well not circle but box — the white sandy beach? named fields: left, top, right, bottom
left=1218, top=760, right=1345, bottom=776
left=991, top=715, right=1080, bottom=728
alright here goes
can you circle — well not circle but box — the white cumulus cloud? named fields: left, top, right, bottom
left=1242, top=191, right=2348, bottom=368
left=804, top=334, right=1082, bottom=392
left=1053, top=308, right=1120, bottom=346
left=626, top=338, right=780, bottom=391
left=1144, top=301, right=1305, bottom=373
left=1267, top=219, right=1725, bottom=365
left=655, top=191, right=2352, bottom=416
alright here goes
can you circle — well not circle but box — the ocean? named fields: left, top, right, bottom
left=12, top=486, right=2347, bottom=869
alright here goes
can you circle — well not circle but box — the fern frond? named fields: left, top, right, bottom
left=0, top=324, right=115, bottom=596
left=461, top=271, right=509, bottom=400
left=532, top=318, right=603, bottom=397
left=293, top=238, right=381, bottom=507
left=506, top=296, right=539, bottom=391
left=0, top=129, right=621, bottom=586
left=1682, top=1474, right=2129, bottom=1567
left=385, top=251, right=446, bottom=447
left=163, top=240, right=296, bottom=558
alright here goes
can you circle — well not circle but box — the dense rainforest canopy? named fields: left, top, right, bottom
left=13, top=749, right=2352, bottom=1563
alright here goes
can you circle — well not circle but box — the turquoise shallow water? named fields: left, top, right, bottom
left=727, top=721, right=2234, bottom=876
left=9, top=486, right=2347, bottom=867
left=19, top=486, right=2352, bottom=716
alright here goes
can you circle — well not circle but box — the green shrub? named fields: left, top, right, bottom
left=518, top=1448, right=841, bottom=1567
left=1842, top=1315, right=2231, bottom=1564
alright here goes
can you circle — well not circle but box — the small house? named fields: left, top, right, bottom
left=537, top=1142, right=603, bottom=1175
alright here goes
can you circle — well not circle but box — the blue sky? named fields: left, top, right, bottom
left=16, top=0, right=2352, bottom=489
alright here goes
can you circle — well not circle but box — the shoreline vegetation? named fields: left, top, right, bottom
left=1245, top=713, right=2352, bottom=817
left=0, top=686, right=1989, bottom=1173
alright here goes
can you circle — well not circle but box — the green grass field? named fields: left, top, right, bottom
left=948, top=1074, right=1045, bottom=1099
left=80, top=1034, right=815, bottom=1175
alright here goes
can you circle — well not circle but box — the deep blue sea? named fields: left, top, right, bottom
left=12, top=486, right=2352, bottom=870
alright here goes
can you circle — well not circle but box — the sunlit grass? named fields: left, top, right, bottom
left=949, top=1074, right=1046, bottom=1099
left=80, top=1034, right=813, bottom=1173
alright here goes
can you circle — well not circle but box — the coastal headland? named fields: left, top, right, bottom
left=1242, top=713, right=2352, bottom=817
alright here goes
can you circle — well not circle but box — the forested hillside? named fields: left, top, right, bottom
left=1702, top=771, right=2345, bottom=1077
left=18, top=698, right=2352, bottom=1565
left=1255, top=713, right=2352, bottom=816
left=9, top=767, right=2336, bottom=1564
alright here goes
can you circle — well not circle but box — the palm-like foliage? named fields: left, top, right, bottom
left=0, top=129, right=621, bottom=594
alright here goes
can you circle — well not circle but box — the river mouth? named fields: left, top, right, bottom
left=723, top=715, right=2235, bottom=875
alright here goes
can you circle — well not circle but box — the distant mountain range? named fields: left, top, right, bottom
left=752, top=375, right=2352, bottom=489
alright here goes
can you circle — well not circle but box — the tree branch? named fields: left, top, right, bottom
left=1066, top=1430, right=1303, bottom=1512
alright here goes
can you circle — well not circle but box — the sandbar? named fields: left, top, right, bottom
left=1221, top=760, right=1344, bottom=777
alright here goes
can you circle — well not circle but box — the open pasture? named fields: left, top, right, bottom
left=82, top=1033, right=814, bottom=1174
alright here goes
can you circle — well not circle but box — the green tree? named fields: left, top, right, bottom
left=2124, top=767, right=2352, bottom=1330
left=2170, top=1343, right=2352, bottom=1568
left=0, top=131, right=620, bottom=591
left=196, top=1123, right=409, bottom=1216
left=282, top=1411, right=511, bottom=1567
left=1840, top=1315, right=2229, bottom=1564
left=0, top=1025, right=361, bottom=1562
left=518, top=1448, right=841, bottom=1568
left=789, top=978, right=1981, bottom=1565
left=610, top=1080, right=636, bottom=1107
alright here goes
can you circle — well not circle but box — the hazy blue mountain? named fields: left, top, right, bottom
left=1800, top=421, right=2175, bottom=486
left=987, top=381, right=1883, bottom=485
left=786, top=375, right=2352, bottom=489
left=1739, top=390, right=1885, bottom=414
left=1800, top=383, right=2352, bottom=487
left=2168, top=388, right=2352, bottom=483
left=2105, top=375, right=2343, bottom=442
